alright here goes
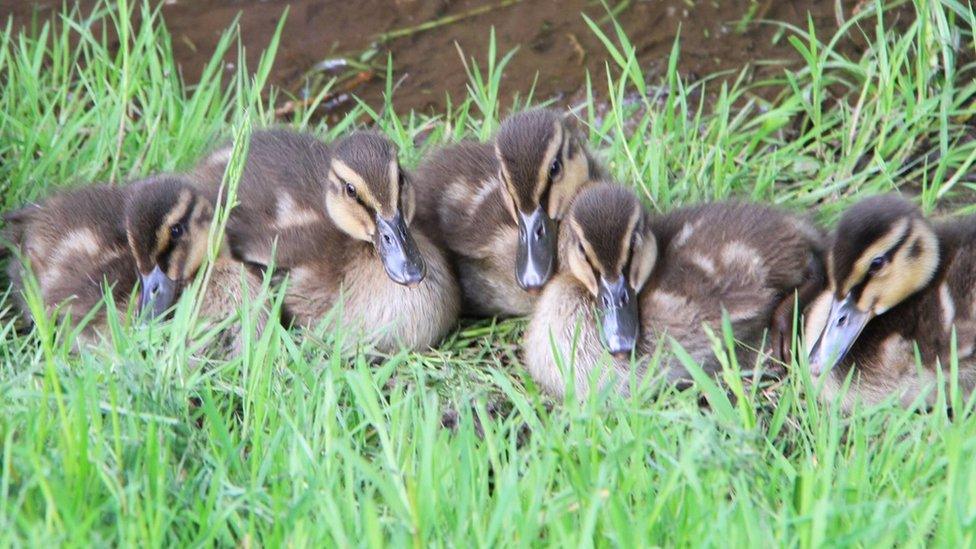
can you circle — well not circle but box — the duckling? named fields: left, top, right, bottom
left=192, top=129, right=460, bottom=353
left=3, top=175, right=264, bottom=352
left=413, top=108, right=604, bottom=316
left=805, top=194, right=976, bottom=410
left=524, top=184, right=824, bottom=399
left=124, top=176, right=266, bottom=353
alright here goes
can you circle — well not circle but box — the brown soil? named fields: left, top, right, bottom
left=2, top=0, right=863, bottom=118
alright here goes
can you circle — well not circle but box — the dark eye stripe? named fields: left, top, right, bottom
left=159, top=199, right=197, bottom=269
left=886, top=230, right=911, bottom=259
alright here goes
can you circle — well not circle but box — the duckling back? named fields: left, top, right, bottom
left=3, top=185, right=136, bottom=332
left=642, top=201, right=825, bottom=378
left=413, top=141, right=529, bottom=316
left=190, top=129, right=332, bottom=270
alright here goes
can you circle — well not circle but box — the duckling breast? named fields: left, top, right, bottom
left=337, top=231, right=460, bottom=353
left=456, top=224, right=537, bottom=316
left=524, top=274, right=636, bottom=399
left=194, top=257, right=269, bottom=357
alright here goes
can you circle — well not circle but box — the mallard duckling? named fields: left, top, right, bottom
left=192, top=129, right=460, bottom=353
left=3, top=175, right=264, bottom=351
left=414, top=108, right=604, bottom=316
left=124, top=176, right=266, bottom=353
left=805, top=194, right=976, bottom=409
left=524, top=184, right=824, bottom=399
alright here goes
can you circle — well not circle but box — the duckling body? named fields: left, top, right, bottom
left=193, top=129, right=459, bottom=353
left=414, top=142, right=527, bottom=316
left=191, top=129, right=332, bottom=269
left=3, top=176, right=264, bottom=352
left=282, top=220, right=460, bottom=351
left=4, top=185, right=135, bottom=331
left=414, top=108, right=604, bottom=317
left=805, top=195, right=976, bottom=410
left=525, top=185, right=824, bottom=399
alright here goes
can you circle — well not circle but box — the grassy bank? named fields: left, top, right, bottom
left=3, top=0, right=976, bottom=545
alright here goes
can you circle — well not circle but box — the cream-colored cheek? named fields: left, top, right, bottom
left=629, top=235, right=657, bottom=291
left=402, top=184, right=416, bottom=224
left=857, top=282, right=883, bottom=313
left=546, top=153, right=589, bottom=219
left=166, top=247, right=184, bottom=281
left=568, top=248, right=598, bottom=296
left=501, top=186, right=518, bottom=223
left=868, top=253, right=937, bottom=314
left=803, top=291, right=833, bottom=353
left=182, top=233, right=210, bottom=279
left=327, top=195, right=373, bottom=241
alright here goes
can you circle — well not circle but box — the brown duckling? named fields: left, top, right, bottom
left=413, top=108, right=604, bottom=316
left=192, top=129, right=460, bottom=353
left=524, top=184, right=824, bottom=399
left=805, top=194, right=976, bottom=410
left=3, top=175, right=264, bottom=351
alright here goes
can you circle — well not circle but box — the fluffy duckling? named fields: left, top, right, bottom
left=414, top=108, right=604, bottom=316
left=3, top=176, right=264, bottom=351
left=192, top=129, right=460, bottom=353
left=525, top=184, right=824, bottom=399
left=805, top=194, right=976, bottom=410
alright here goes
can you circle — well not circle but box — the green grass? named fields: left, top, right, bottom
left=3, top=0, right=976, bottom=545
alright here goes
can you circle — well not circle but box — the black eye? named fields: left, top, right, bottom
left=345, top=183, right=357, bottom=198
left=578, top=242, right=585, bottom=254
left=548, top=157, right=562, bottom=181
left=398, top=171, right=406, bottom=188
left=170, top=223, right=185, bottom=240
left=868, top=256, right=886, bottom=275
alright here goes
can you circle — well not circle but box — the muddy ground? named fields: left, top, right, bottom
left=3, top=1, right=868, bottom=118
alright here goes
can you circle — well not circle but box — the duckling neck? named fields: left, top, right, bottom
left=337, top=232, right=459, bottom=353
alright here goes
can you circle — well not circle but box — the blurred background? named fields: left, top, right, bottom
left=2, top=1, right=875, bottom=119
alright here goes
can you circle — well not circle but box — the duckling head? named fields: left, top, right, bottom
left=324, top=131, right=426, bottom=287
left=495, top=108, right=593, bottom=292
left=124, top=176, right=215, bottom=318
left=809, top=194, right=939, bottom=375
left=563, top=184, right=657, bottom=357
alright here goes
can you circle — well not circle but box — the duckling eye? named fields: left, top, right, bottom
left=344, top=183, right=357, bottom=198
left=868, top=256, right=887, bottom=275
left=170, top=223, right=185, bottom=240
left=548, top=157, right=562, bottom=181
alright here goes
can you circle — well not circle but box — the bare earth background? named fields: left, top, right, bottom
left=1, top=0, right=864, bottom=116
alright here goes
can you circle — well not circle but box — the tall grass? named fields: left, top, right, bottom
left=2, top=0, right=976, bottom=545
